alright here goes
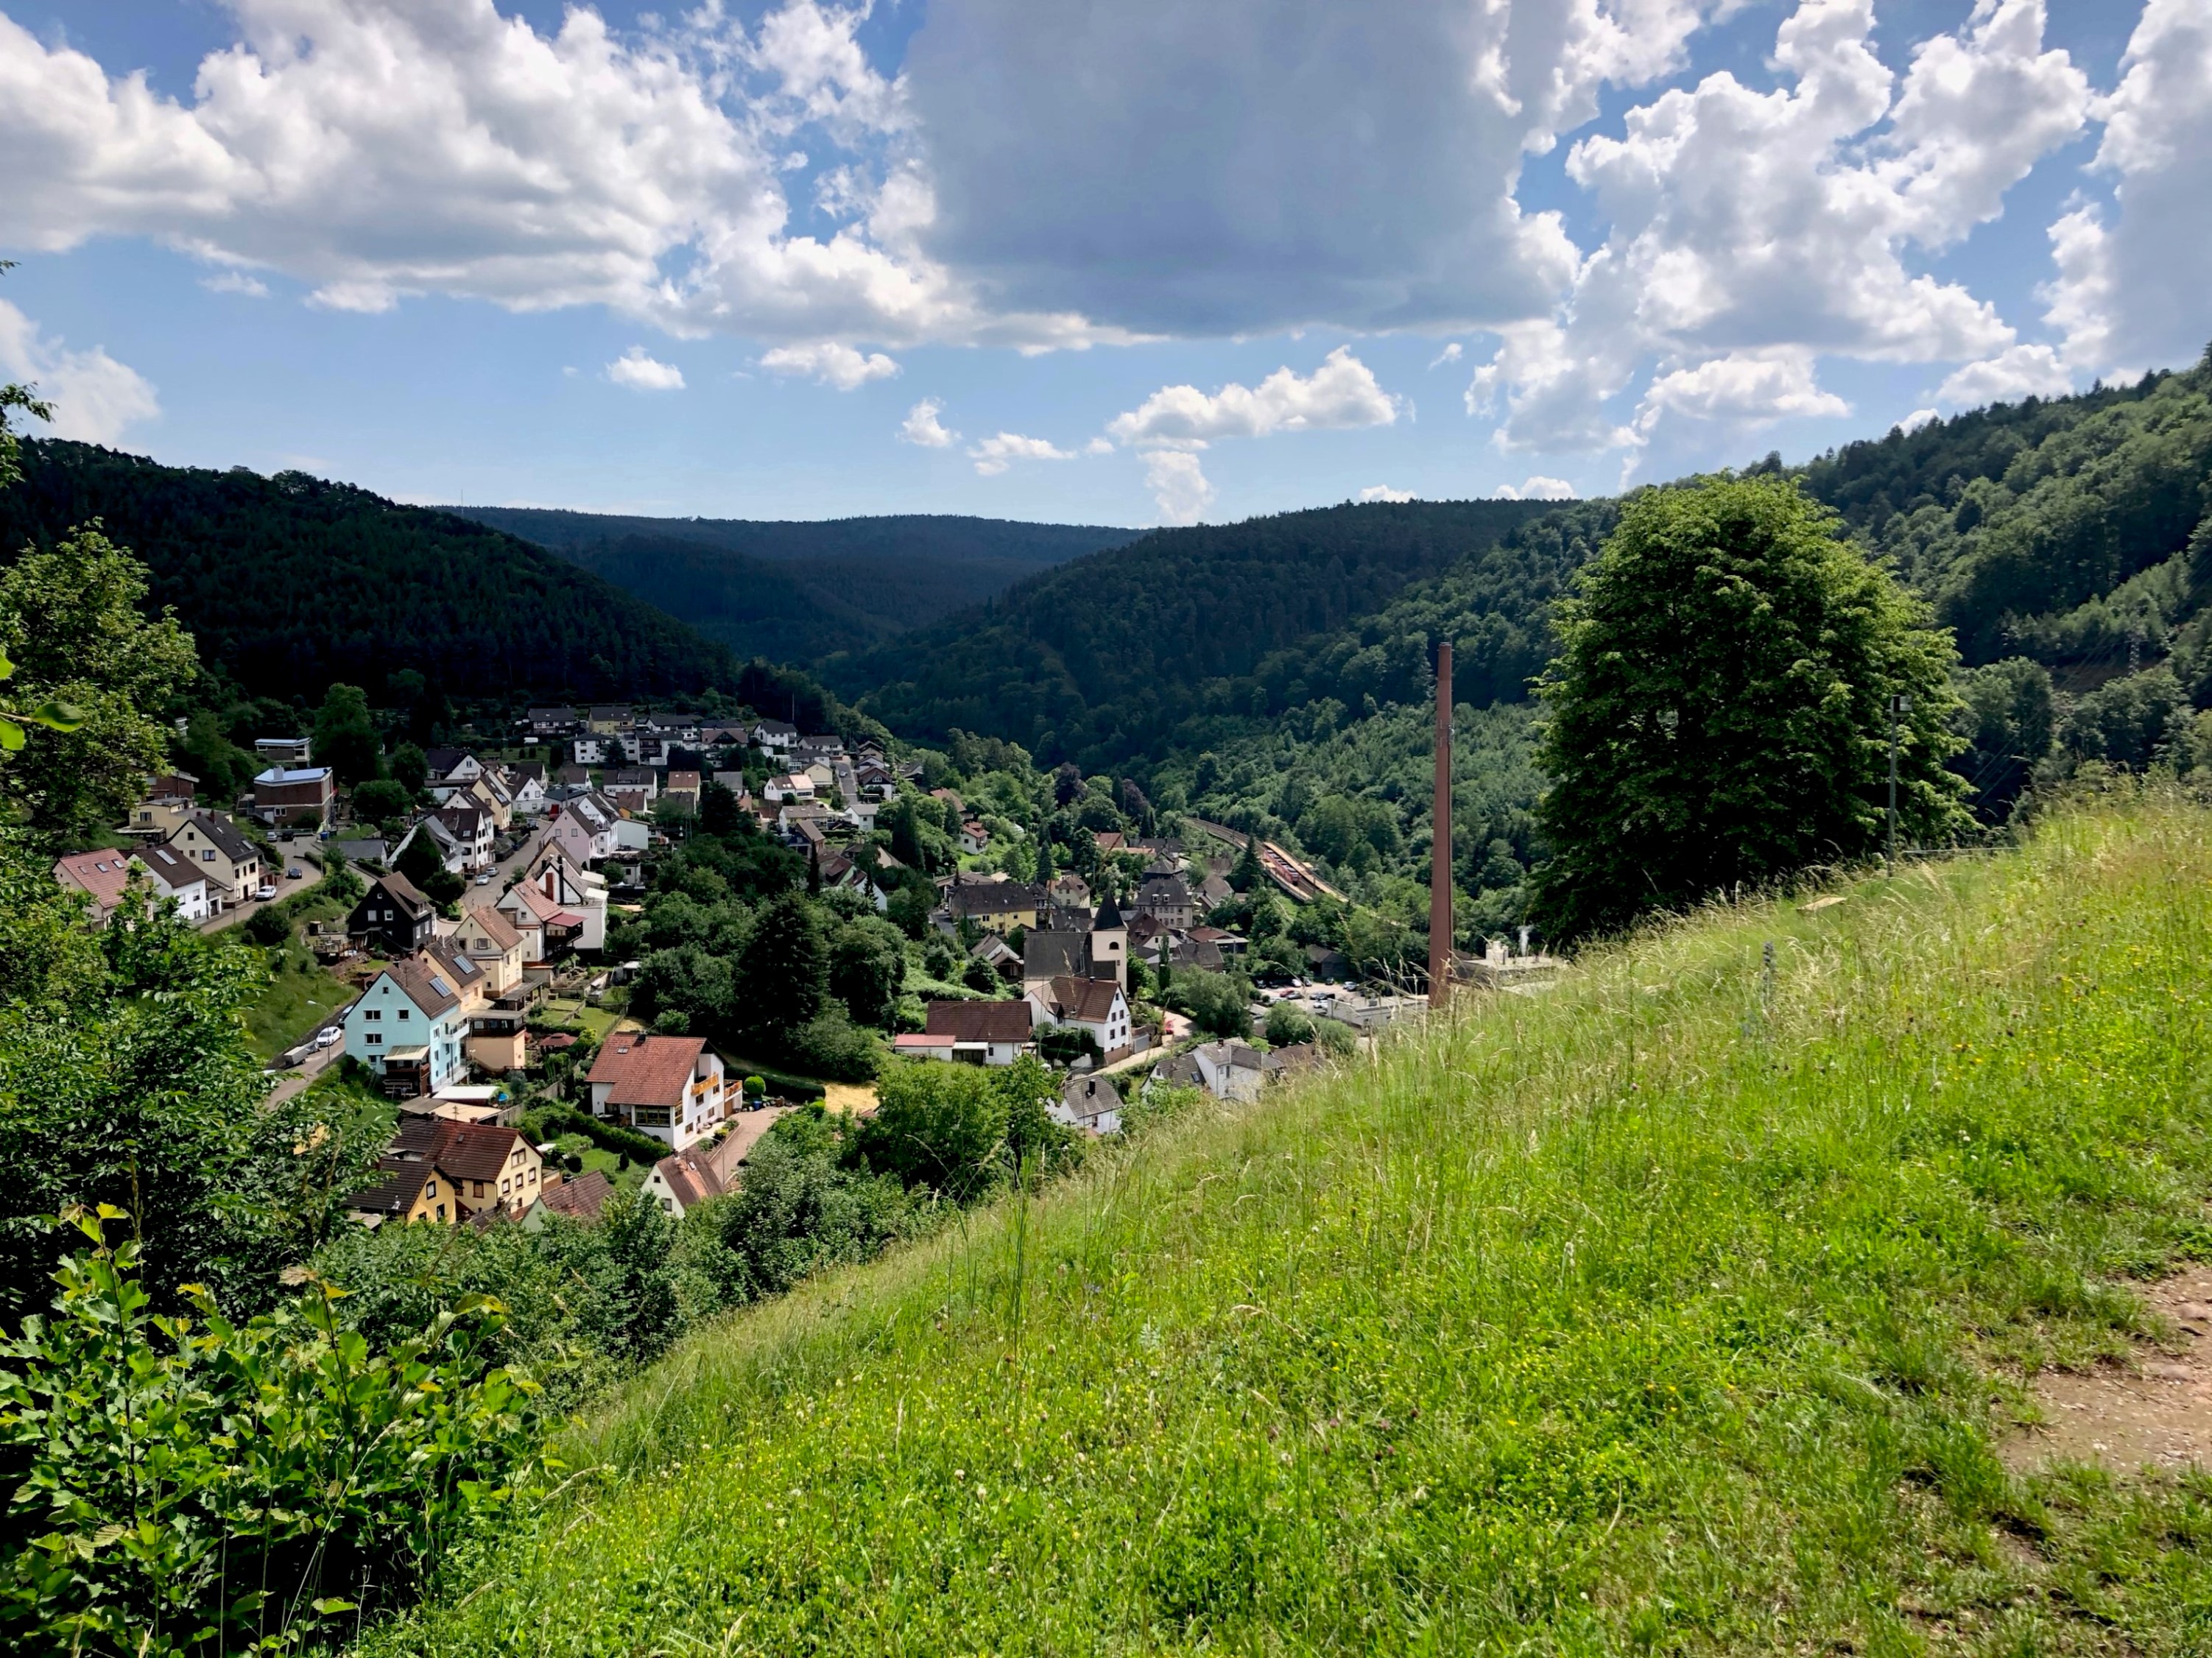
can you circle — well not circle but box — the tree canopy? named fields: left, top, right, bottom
left=1532, top=475, right=1969, bottom=939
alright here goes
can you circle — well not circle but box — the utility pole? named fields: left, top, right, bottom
left=1887, top=691, right=1912, bottom=866
left=1429, top=639, right=1454, bottom=1012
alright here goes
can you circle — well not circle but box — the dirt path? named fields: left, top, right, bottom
left=2005, top=1265, right=2212, bottom=1475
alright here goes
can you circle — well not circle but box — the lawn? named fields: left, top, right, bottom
left=549, top=1132, right=647, bottom=1191
left=535, top=995, right=627, bottom=1042
left=370, top=794, right=2212, bottom=1656
left=240, top=938, right=360, bottom=1064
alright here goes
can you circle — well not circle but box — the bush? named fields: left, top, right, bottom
left=516, top=1103, right=669, bottom=1167
left=786, top=1008, right=881, bottom=1082
left=1, top=1209, right=540, bottom=1655
left=1163, top=967, right=1254, bottom=1039
left=243, top=904, right=291, bottom=945
left=1262, top=1001, right=1317, bottom=1047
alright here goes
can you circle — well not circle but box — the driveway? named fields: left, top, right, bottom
left=202, top=851, right=320, bottom=934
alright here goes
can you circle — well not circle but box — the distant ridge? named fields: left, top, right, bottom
left=450, top=507, right=1139, bottom=666
left=0, top=442, right=735, bottom=703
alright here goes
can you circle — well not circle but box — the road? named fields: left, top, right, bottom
left=264, top=1040, right=342, bottom=1107
left=200, top=841, right=322, bottom=934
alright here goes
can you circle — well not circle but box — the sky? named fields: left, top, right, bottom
left=1, top=0, right=2205, bottom=527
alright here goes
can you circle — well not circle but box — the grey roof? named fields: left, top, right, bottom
left=176, top=811, right=257, bottom=864
left=135, top=844, right=205, bottom=889
left=948, top=882, right=1044, bottom=918
left=1092, top=895, right=1126, bottom=929
left=1023, top=930, right=1091, bottom=981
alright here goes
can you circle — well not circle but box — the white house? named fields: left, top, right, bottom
left=1052, top=1074, right=1124, bottom=1135
left=163, top=812, right=263, bottom=909
left=543, top=792, right=621, bottom=865
left=1025, top=976, right=1133, bottom=1063
left=585, top=1032, right=728, bottom=1151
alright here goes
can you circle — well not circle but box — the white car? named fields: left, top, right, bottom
left=314, top=1027, right=343, bottom=1050
left=474, top=872, right=493, bottom=885
left=255, top=884, right=278, bottom=902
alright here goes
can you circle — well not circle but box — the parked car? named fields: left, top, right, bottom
left=286, top=865, right=304, bottom=880
left=313, top=1027, right=343, bottom=1050
left=254, top=884, right=278, bottom=901
left=474, top=871, right=493, bottom=885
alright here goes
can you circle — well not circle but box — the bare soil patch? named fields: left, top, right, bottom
left=2005, top=1265, right=2212, bottom=1475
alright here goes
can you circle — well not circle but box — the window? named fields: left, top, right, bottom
left=364, top=1033, right=381, bottom=1046
left=436, top=1204, right=446, bottom=1222
left=364, top=1009, right=381, bottom=1021
left=475, top=1181, right=487, bottom=1198
left=398, top=1008, right=410, bottom=1020
left=426, top=1179, right=437, bottom=1196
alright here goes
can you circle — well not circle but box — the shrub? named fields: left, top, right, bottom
left=0, top=1208, right=540, bottom=1655
left=516, top=1103, right=669, bottom=1167
left=786, top=1009, right=881, bottom=1082
left=1261, top=1001, right=1317, bottom=1047
left=243, top=904, right=291, bottom=945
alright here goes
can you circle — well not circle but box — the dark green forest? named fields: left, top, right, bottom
left=0, top=442, right=736, bottom=704
left=457, top=507, right=1135, bottom=663
left=828, top=498, right=1557, bottom=768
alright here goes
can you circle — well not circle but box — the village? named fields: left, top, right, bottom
left=46, top=700, right=1558, bottom=1241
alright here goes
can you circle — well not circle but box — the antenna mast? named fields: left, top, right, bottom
left=1429, top=639, right=1454, bottom=1012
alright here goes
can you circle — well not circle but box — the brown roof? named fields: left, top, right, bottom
left=588, top=1032, right=707, bottom=1108
left=459, top=903, right=522, bottom=953
left=1042, top=976, right=1123, bottom=1024
left=924, top=1001, right=1035, bottom=1043
left=54, top=850, right=137, bottom=913
left=348, top=1163, right=432, bottom=1218
left=369, top=871, right=434, bottom=918
left=387, top=1114, right=526, bottom=1184
left=665, top=771, right=701, bottom=791
left=652, top=1149, right=725, bottom=1210
left=535, top=1168, right=612, bottom=1222
left=135, top=844, right=203, bottom=891
left=383, top=953, right=462, bottom=1018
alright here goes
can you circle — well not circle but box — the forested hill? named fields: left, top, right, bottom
left=826, top=498, right=1558, bottom=768
left=0, top=442, right=733, bottom=702
left=453, top=507, right=1138, bottom=665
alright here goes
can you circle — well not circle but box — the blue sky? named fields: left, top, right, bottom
left=1, top=1, right=2205, bottom=526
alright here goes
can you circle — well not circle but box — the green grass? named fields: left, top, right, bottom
left=371, top=795, right=2212, bottom=1655
left=240, top=939, right=359, bottom=1063
left=551, top=1134, right=649, bottom=1191
left=536, top=995, right=624, bottom=1042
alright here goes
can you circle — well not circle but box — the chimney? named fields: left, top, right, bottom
left=1429, top=639, right=1454, bottom=1012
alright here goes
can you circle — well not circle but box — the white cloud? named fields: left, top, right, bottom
left=761, top=341, right=901, bottom=389
left=606, top=347, right=685, bottom=391
left=1901, top=407, right=1939, bottom=433
left=1484, top=0, right=2088, bottom=454
left=2041, top=0, right=2212, bottom=375
left=898, top=396, right=957, bottom=447
left=968, top=431, right=1072, bottom=476
left=0, top=300, right=160, bottom=443
left=199, top=269, right=267, bottom=297
left=1494, top=475, right=1577, bottom=501
left=1359, top=484, right=1416, bottom=502
left=1635, top=350, right=1850, bottom=431
left=1428, top=342, right=1462, bottom=369
left=1143, top=450, right=1213, bottom=525
left=1936, top=342, right=2071, bottom=406
left=1107, top=348, right=1399, bottom=447
left=0, top=2, right=1116, bottom=351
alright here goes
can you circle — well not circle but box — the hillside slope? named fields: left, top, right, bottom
left=454, top=507, right=1137, bottom=664
left=372, top=796, right=2212, bottom=1655
left=0, top=442, right=733, bottom=702
left=831, top=497, right=1557, bottom=766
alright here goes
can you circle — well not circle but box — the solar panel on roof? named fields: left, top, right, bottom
left=429, top=976, right=452, bottom=996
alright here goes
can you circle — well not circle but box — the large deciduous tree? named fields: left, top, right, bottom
left=1532, top=475, right=1968, bottom=940
left=313, top=682, right=384, bottom=786
left=0, top=526, right=197, bottom=845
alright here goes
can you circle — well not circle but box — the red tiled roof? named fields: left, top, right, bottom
left=652, top=1149, right=724, bottom=1209
left=1043, top=976, right=1123, bottom=1024
left=54, top=851, right=137, bottom=913
left=923, top=1001, right=1034, bottom=1043
left=588, top=1032, right=707, bottom=1108
left=535, top=1168, right=612, bottom=1222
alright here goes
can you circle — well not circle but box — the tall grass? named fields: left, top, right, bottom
left=371, top=792, right=2212, bottom=1655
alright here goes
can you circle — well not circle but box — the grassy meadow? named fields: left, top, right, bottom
left=370, top=792, right=2212, bottom=1655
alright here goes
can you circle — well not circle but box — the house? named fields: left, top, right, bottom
left=451, top=902, right=526, bottom=996
left=959, top=820, right=991, bottom=856
left=348, top=872, right=437, bottom=956
left=508, top=763, right=549, bottom=818
left=499, top=861, right=602, bottom=956
left=464, top=771, right=514, bottom=830
left=124, top=772, right=197, bottom=839
left=753, top=719, right=797, bottom=753
left=522, top=1168, right=612, bottom=1228
left=452, top=905, right=530, bottom=1070
left=585, top=705, right=633, bottom=734
left=527, top=706, right=580, bottom=736
left=607, top=787, right=652, bottom=819
left=764, top=772, right=816, bottom=805
left=342, top=953, right=475, bottom=1098
left=586, top=1031, right=728, bottom=1150
left=1133, top=872, right=1198, bottom=929
left=569, top=735, right=612, bottom=766
left=164, top=812, right=263, bottom=909
left=1021, top=929, right=1095, bottom=995
left=254, top=735, right=312, bottom=769
left=1263, top=1043, right=1327, bottom=1084
left=662, top=770, right=701, bottom=814
left=331, top=836, right=390, bottom=868
left=607, top=766, right=658, bottom=802
left=134, top=845, right=211, bottom=923
left=1026, top=976, right=1133, bottom=1063
left=1047, top=873, right=1093, bottom=909
left=543, top=791, right=622, bottom=867
left=52, top=850, right=160, bottom=926
left=971, top=933, right=1021, bottom=980
left=943, top=881, right=1046, bottom=936
left=1052, top=1074, right=1124, bottom=1135
left=552, top=761, right=591, bottom=790
left=434, top=804, right=496, bottom=871
left=1091, top=897, right=1129, bottom=989
left=900, top=1000, right=1035, bottom=1065
left=348, top=1115, right=543, bottom=1227
left=642, top=1127, right=764, bottom=1217
left=393, top=813, right=467, bottom=875
left=1151, top=1040, right=1264, bottom=1104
